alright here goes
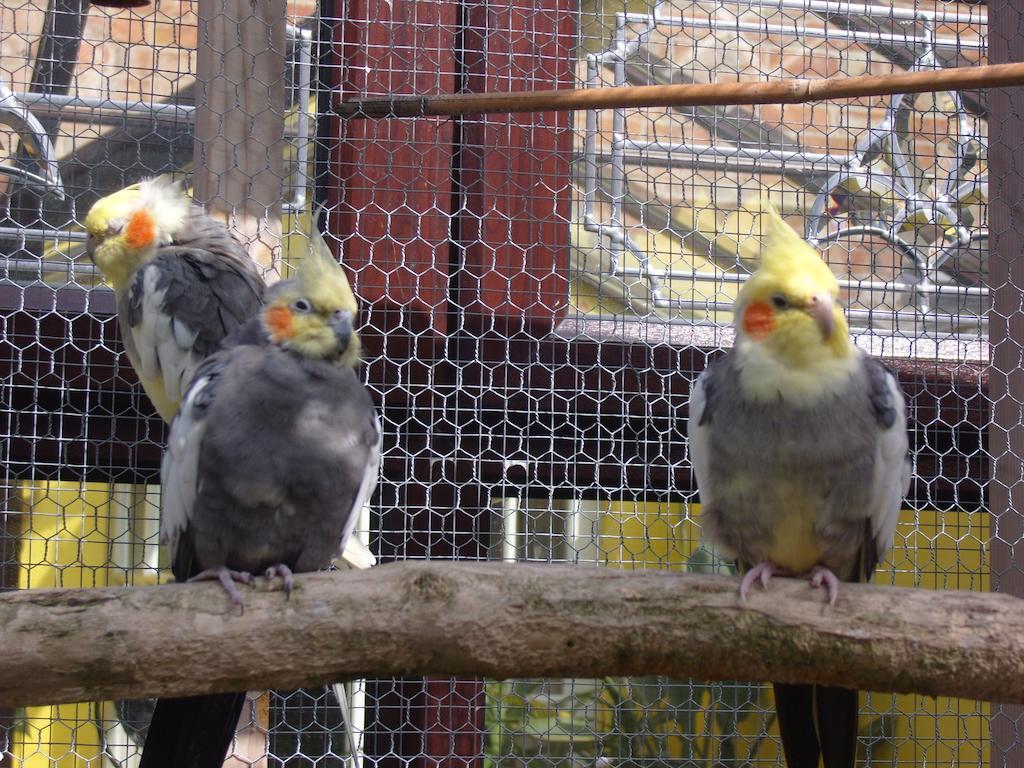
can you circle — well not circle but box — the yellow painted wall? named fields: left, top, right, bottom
left=13, top=482, right=117, bottom=767
left=10, top=481, right=161, bottom=767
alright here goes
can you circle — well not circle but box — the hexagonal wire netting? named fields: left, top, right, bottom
left=0, top=0, right=1014, bottom=765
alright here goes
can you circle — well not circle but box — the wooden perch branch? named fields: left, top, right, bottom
left=336, top=61, right=1024, bottom=118
left=3, top=562, right=1024, bottom=708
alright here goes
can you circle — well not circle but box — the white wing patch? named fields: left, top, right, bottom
left=160, top=374, right=211, bottom=549
left=686, top=371, right=714, bottom=512
left=869, top=370, right=912, bottom=556
left=128, top=265, right=202, bottom=418
left=337, top=412, right=382, bottom=566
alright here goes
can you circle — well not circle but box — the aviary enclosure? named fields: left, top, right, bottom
left=0, top=0, right=1018, bottom=765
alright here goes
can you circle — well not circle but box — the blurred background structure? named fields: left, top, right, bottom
left=0, top=0, right=1013, bottom=765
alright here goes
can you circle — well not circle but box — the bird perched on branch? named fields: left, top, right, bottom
left=85, top=181, right=377, bottom=567
left=139, top=234, right=381, bottom=768
left=687, top=202, right=910, bottom=768
left=84, top=177, right=266, bottom=423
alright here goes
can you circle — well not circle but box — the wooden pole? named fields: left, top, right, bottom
left=4, top=562, right=1024, bottom=708
left=191, top=0, right=288, bottom=760
left=192, top=0, right=287, bottom=279
left=986, top=2, right=1024, bottom=765
left=336, top=61, right=1024, bottom=119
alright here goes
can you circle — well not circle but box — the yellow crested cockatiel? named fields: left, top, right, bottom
left=139, top=229, right=381, bottom=768
left=84, top=177, right=266, bottom=423
left=87, top=181, right=377, bottom=765
left=84, top=179, right=376, bottom=568
left=687, top=203, right=910, bottom=768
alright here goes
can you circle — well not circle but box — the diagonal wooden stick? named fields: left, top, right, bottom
left=335, top=61, right=1021, bottom=119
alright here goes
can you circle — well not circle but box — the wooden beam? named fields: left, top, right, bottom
left=456, top=0, right=575, bottom=337
left=3, top=562, right=1024, bottom=708
left=191, top=1, right=288, bottom=759
left=192, top=0, right=287, bottom=277
left=986, top=0, right=1024, bottom=763
left=326, top=0, right=457, bottom=339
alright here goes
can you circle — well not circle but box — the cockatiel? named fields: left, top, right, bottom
left=139, top=235, right=381, bottom=768
left=85, top=181, right=377, bottom=568
left=687, top=203, right=910, bottom=768
left=84, top=177, right=266, bottom=423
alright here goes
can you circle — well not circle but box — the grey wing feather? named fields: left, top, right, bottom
left=160, top=361, right=222, bottom=553
left=122, top=237, right=264, bottom=413
left=155, top=245, right=265, bottom=360
left=866, top=363, right=912, bottom=558
left=122, top=263, right=200, bottom=404
left=686, top=365, right=716, bottom=513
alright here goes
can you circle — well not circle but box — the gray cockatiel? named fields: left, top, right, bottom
left=687, top=204, right=910, bottom=768
left=85, top=181, right=377, bottom=571
left=138, top=235, right=381, bottom=768
left=84, top=177, right=266, bottom=423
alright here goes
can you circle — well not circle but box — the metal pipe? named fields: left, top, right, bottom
left=289, top=27, right=314, bottom=210
left=621, top=11, right=983, bottom=50
left=721, top=0, right=986, bottom=25
left=619, top=140, right=850, bottom=173
left=582, top=149, right=837, bottom=177
left=648, top=296, right=986, bottom=328
left=607, top=266, right=989, bottom=298
left=0, top=225, right=85, bottom=242
left=583, top=56, right=600, bottom=219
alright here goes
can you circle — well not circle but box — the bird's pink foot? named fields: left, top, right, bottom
left=809, top=565, right=841, bottom=606
left=265, top=563, right=295, bottom=599
left=188, top=567, right=253, bottom=608
left=739, top=561, right=779, bottom=601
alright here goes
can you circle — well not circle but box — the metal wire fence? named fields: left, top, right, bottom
left=0, top=0, right=1009, bottom=765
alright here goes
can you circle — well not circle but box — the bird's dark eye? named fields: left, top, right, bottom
left=771, top=294, right=789, bottom=309
left=292, top=298, right=312, bottom=313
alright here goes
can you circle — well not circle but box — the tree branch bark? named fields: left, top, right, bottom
left=2, top=561, right=1023, bottom=708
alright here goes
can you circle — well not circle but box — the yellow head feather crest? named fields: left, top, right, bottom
left=730, top=201, right=857, bottom=402
left=264, top=230, right=362, bottom=366
left=84, top=176, right=190, bottom=242
left=736, top=200, right=840, bottom=313
left=751, top=201, right=838, bottom=294
left=295, top=229, right=359, bottom=314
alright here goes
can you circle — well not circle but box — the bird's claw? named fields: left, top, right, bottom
left=188, top=567, right=253, bottom=609
left=809, top=565, right=841, bottom=606
left=265, top=563, right=295, bottom=599
left=739, top=561, right=779, bottom=601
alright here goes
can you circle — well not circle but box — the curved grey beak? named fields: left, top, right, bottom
left=807, top=292, right=835, bottom=339
left=331, top=310, right=353, bottom=355
left=85, top=233, right=97, bottom=264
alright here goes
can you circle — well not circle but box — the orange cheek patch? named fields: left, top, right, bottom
left=265, top=305, right=294, bottom=340
left=125, top=208, right=157, bottom=249
left=742, top=301, right=775, bottom=339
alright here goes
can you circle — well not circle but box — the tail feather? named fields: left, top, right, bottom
left=815, top=685, right=858, bottom=768
left=773, top=683, right=821, bottom=768
left=774, top=682, right=858, bottom=768
left=138, top=692, right=247, bottom=768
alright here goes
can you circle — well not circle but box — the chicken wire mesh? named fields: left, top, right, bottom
left=0, top=0, right=1010, bottom=766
